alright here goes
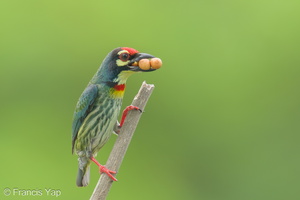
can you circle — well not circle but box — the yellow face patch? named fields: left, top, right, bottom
left=116, top=50, right=130, bottom=66
left=116, top=59, right=130, bottom=67
left=117, top=50, right=129, bottom=55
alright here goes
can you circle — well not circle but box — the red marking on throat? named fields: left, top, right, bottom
left=121, top=47, right=139, bottom=55
left=114, top=84, right=126, bottom=91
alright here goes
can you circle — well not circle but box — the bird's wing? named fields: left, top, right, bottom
left=72, top=84, right=98, bottom=153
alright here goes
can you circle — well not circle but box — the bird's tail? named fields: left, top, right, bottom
left=76, top=157, right=91, bottom=187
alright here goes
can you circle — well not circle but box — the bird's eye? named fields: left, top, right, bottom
left=119, top=53, right=130, bottom=62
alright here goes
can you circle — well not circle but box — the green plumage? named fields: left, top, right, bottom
left=72, top=47, right=158, bottom=187
left=72, top=83, right=122, bottom=186
left=72, top=48, right=125, bottom=187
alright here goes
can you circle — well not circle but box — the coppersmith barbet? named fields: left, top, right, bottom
left=72, top=47, right=161, bottom=187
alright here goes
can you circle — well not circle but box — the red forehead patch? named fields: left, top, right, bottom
left=121, top=47, right=139, bottom=55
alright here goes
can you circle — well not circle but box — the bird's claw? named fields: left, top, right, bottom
left=119, top=105, right=142, bottom=127
left=126, top=105, right=142, bottom=113
left=99, top=165, right=118, bottom=181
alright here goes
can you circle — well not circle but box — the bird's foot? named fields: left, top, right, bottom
left=119, top=105, right=142, bottom=128
left=99, top=165, right=117, bottom=181
left=90, top=157, right=118, bottom=181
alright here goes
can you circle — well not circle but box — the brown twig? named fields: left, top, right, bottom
left=90, top=81, right=155, bottom=200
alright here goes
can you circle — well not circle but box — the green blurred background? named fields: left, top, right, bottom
left=1, top=0, right=299, bottom=199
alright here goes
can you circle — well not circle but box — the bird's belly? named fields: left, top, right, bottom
left=90, top=108, right=119, bottom=154
left=75, top=98, right=122, bottom=157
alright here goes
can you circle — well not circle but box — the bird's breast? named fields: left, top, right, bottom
left=109, top=84, right=126, bottom=99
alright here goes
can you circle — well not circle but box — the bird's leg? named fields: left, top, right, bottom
left=119, top=105, right=142, bottom=128
left=90, top=157, right=117, bottom=181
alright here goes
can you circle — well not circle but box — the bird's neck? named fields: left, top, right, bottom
left=106, top=71, right=136, bottom=99
left=105, top=81, right=126, bottom=99
left=113, top=83, right=126, bottom=91
left=92, top=69, right=135, bottom=98
left=114, top=71, right=135, bottom=84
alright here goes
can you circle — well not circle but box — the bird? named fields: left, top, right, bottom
left=72, top=47, right=162, bottom=187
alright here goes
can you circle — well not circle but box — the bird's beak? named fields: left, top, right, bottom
left=128, top=53, right=162, bottom=72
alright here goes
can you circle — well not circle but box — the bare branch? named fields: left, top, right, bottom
left=90, top=81, right=155, bottom=200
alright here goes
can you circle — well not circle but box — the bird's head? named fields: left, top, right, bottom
left=93, top=47, right=162, bottom=84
